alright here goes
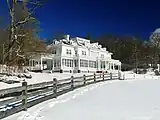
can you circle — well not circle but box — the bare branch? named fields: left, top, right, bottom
left=24, top=1, right=42, bottom=6
left=6, top=0, right=12, bottom=17
left=18, top=0, right=46, bottom=6
left=17, top=53, right=25, bottom=59
left=14, top=1, right=40, bottom=27
left=14, top=16, right=30, bottom=27
left=15, top=46, right=25, bottom=58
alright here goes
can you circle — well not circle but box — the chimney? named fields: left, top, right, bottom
left=65, top=34, right=70, bottom=41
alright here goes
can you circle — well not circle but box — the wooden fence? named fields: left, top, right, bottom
left=0, top=72, right=122, bottom=119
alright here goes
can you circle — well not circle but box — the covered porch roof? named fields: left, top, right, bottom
left=29, top=52, right=54, bottom=61
left=107, top=59, right=121, bottom=65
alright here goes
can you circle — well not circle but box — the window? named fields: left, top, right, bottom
left=115, top=65, right=118, bottom=70
left=80, top=59, right=88, bottom=67
left=66, top=49, right=72, bottom=55
left=54, top=60, right=60, bottom=67
left=54, top=61, right=56, bottom=67
left=74, top=60, right=78, bottom=67
left=101, top=54, right=104, bottom=58
left=100, top=61, right=105, bottom=69
left=62, top=59, right=65, bottom=65
left=42, top=61, right=47, bottom=64
left=75, top=51, right=77, bottom=55
left=82, top=51, right=86, bottom=55
left=62, top=59, right=73, bottom=67
left=52, top=50, right=56, bottom=54
left=32, top=60, right=35, bottom=66
left=89, top=61, right=96, bottom=68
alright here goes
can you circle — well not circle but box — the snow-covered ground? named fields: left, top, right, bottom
left=0, top=70, right=159, bottom=90
left=3, top=72, right=160, bottom=120
left=0, top=72, right=93, bottom=90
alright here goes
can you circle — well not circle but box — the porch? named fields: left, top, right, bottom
left=29, top=53, right=54, bottom=72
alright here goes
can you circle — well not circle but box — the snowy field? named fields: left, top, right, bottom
left=3, top=72, right=160, bottom=120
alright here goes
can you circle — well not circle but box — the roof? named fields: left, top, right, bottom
left=47, top=35, right=112, bottom=53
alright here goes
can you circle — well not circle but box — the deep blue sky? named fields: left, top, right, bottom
left=0, top=0, right=160, bottom=40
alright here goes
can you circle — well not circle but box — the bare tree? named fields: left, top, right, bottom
left=5, top=0, right=46, bottom=65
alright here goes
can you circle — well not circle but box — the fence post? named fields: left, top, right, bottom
left=94, top=73, right=96, bottom=82
left=53, top=78, right=57, bottom=98
left=103, top=72, right=105, bottom=81
left=83, top=75, right=86, bottom=85
left=110, top=72, right=112, bottom=80
left=71, top=76, right=74, bottom=90
left=22, top=81, right=27, bottom=111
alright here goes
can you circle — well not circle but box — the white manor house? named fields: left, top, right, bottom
left=29, top=35, right=121, bottom=73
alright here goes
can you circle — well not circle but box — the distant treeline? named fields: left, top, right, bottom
left=95, top=34, right=159, bottom=71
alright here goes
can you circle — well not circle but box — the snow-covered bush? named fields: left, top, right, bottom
left=133, top=69, right=147, bottom=74
left=154, top=70, right=160, bottom=76
left=152, top=64, right=158, bottom=71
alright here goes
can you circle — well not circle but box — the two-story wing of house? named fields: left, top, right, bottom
left=29, top=35, right=121, bottom=73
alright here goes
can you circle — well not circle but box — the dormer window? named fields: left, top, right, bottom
left=66, top=49, right=71, bottom=55
left=82, top=51, right=86, bottom=55
left=75, top=51, right=77, bottom=55
left=101, top=54, right=104, bottom=58
left=52, top=50, right=56, bottom=54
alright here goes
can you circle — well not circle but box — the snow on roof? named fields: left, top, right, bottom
left=47, top=35, right=109, bottom=52
left=154, top=28, right=160, bottom=33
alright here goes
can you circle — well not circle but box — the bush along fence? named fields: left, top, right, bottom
left=0, top=72, right=123, bottom=119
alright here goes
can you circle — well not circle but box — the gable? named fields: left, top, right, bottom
left=91, top=42, right=99, bottom=49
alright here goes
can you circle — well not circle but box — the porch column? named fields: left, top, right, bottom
left=32, top=60, right=34, bottom=67
left=78, top=58, right=80, bottom=72
left=40, top=57, right=43, bottom=70
left=96, top=60, right=99, bottom=71
left=113, top=63, right=115, bottom=70
left=29, top=60, right=31, bottom=70
left=88, top=60, right=89, bottom=72
left=52, top=59, right=54, bottom=71
left=72, top=59, right=74, bottom=73
left=108, top=62, right=110, bottom=70
left=106, top=61, right=108, bottom=70
left=109, top=63, right=110, bottom=70
left=98, top=60, right=101, bottom=71
left=60, top=57, right=62, bottom=70
left=110, top=63, right=112, bottom=70
left=29, top=60, right=30, bottom=67
left=111, top=63, right=113, bottom=70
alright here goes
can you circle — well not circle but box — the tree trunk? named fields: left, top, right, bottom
left=6, top=0, right=16, bottom=64
left=9, top=1, right=15, bottom=62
